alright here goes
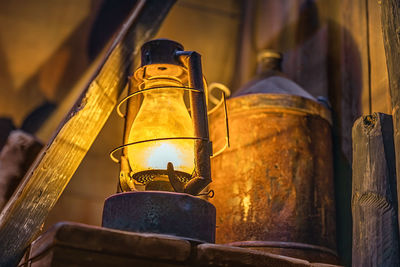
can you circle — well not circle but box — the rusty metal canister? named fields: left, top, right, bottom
left=209, top=51, right=337, bottom=264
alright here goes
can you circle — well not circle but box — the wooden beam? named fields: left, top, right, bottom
left=0, top=1, right=175, bottom=266
left=352, top=113, right=399, bottom=266
left=381, top=0, right=400, bottom=236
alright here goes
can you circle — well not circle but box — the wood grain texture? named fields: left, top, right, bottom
left=381, top=0, right=400, bottom=240
left=195, top=244, right=343, bottom=267
left=0, top=1, right=175, bottom=266
left=27, top=222, right=191, bottom=266
left=368, top=0, right=391, bottom=114
left=352, top=113, right=399, bottom=266
left=21, top=222, right=344, bottom=267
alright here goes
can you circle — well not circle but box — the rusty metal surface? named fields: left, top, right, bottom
left=102, top=191, right=216, bottom=243
left=209, top=93, right=336, bottom=263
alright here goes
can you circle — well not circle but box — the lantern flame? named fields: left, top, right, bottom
left=147, top=142, right=182, bottom=170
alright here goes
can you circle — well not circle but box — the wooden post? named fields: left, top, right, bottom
left=352, top=113, right=399, bottom=266
left=0, top=1, right=175, bottom=266
left=381, top=0, right=400, bottom=236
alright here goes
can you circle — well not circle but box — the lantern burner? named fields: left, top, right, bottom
left=131, top=169, right=191, bottom=184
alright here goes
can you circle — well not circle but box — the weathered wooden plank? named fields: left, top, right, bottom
left=195, top=244, right=343, bottom=267
left=25, top=222, right=191, bottom=266
left=367, top=0, right=391, bottom=114
left=0, top=1, right=175, bottom=266
left=21, top=222, right=344, bottom=267
left=352, top=113, right=399, bottom=266
left=381, top=0, right=400, bottom=237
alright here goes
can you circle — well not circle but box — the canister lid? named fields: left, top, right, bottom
left=257, top=50, right=282, bottom=60
left=234, top=50, right=316, bottom=102
left=256, top=50, right=283, bottom=73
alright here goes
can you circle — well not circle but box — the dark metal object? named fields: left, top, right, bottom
left=140, top=39, right=184, bottom=66
left=233, top=50, right=316, bottom=101
left=168, top=162, right=185, bottom=193
left=132, top=169, right=190, bottom=184
left=178, top=51, right=212, bottom=195
left=102, top=191, right=216, bottom=243
left=256, top=50, right=283, bottom=74
left=209, top=93, right=337, bottom=264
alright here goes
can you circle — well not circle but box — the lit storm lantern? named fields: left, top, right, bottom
left=105, top=39, right=216, bottom=243
left=110, top=39, right=212, bottom=194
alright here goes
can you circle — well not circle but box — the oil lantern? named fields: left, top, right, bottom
left=103, top=39, right=215, bottom=243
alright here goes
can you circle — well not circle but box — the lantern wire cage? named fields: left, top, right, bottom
left=110, top=86, right=230, bottom=160
left=109, top=81, right=229, bottom=188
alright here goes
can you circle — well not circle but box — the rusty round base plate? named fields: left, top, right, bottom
left=102, top=191, right=216, bottom=243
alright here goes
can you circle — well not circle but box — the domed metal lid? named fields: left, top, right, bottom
left=234, top=50, right=316, bottom=102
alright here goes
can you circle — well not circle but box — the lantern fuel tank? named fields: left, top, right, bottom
left=209, top=51, right=337, bottom=264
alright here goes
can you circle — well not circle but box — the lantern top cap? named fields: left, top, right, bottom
left=141, top=39, right=184, bottom=67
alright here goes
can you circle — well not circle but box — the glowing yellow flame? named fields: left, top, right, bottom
left=147, top=142, right=183, bottom=170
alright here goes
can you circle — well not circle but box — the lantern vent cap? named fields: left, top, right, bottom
left=140, top=38, right=184, bottom=67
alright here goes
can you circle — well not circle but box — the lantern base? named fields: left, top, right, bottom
left=102, top=191, right=216, bottom=243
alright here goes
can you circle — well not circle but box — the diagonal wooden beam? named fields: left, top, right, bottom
left=0, top=1, right=175, bottom=266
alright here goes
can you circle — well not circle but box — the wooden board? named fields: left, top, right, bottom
left=368, top=0, right=391, bottom=114
left=352, top=113, right=399, bottom=266
left=25, top=222, right=191, bottom=267
left=0, top=1, right=175, bottom=266
left=381, top=0, right=400, bottom=238
left=196, top=244, right=342, bottom=267
left=20, top=222, right=343, bottom=267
